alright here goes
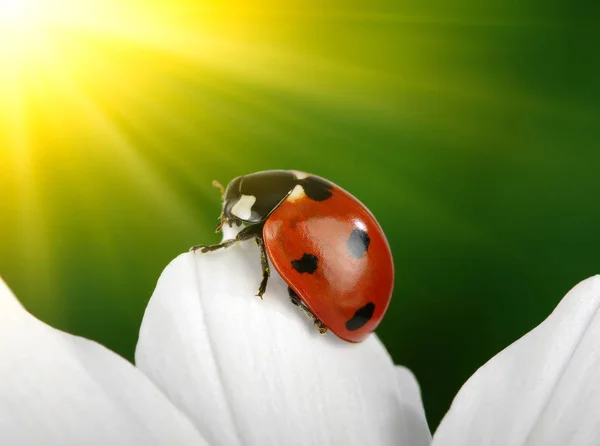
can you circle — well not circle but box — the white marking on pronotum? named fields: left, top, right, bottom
left=231, top=194, right=256, bottom=220
left=291, top=170, right=311, bottom=180
left=288, top=184, right=306, bottom=202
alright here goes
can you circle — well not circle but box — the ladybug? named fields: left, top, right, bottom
left=191, top=170, right=394, bottom=342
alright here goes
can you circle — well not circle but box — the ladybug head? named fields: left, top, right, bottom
left=215, top=176, right=244, bottom=231
left=215, top=170, right=298, bottom=231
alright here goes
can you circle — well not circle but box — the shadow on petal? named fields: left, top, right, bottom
left=397, top=366, right=431, bottom=446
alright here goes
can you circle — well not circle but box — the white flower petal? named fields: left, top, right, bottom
left=432, top=275, right=600, bottom=446
left=135, top=239, right=431, bottom=446
left=0, top=278, right=207, bottom=446
left=397, top=366, right=431, bottom=444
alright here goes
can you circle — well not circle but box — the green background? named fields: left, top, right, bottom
left=1, top=0, right=599, bottom=431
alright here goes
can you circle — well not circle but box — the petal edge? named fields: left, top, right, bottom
left=432, top=275, right=600, bottom=446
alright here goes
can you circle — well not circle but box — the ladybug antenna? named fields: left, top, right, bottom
left=212, top=180, right=226, bottom=233
left=212, top=180, right=225, bottom=198
left=215, top=217, right=225, bottom=233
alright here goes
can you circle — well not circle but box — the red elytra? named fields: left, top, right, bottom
left=191, top=170, right=394, bottom=343
left=263, top=180, right=394, bottom=342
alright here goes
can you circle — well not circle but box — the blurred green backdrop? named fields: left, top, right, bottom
left=1, top=0, right=599, bottom=431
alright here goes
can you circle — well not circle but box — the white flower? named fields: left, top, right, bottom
left=433, top=274, right=600, bottom=446
left=0, top=224, right=599, bottom=446
left=0, top=278, right=205, bottom=445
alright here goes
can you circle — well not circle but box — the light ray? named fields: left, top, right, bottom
left=0, top=0, right=592, bottom=322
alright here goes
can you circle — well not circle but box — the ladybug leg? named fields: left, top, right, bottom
left=254, top=237, right=270, bottom=299
left=190, top=237, right=237, bottom=253
left=190, top=224, right=261, bottom=254
left=287, top=287, right=328, bottom=335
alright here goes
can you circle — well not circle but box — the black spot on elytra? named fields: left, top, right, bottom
left=347, top=228, right=370, bottom=258
left=345, top=302, right=375, bottom=331
left=291, top=253, right=319, bottom=274
left=299, top=176, right=333, bottom=201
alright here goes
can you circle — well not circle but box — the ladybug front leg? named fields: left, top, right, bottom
left=254, top=237, right=270, bottom=300
left=190, top=224, right=261, bottom=254
left=190, top=237, right=238, bottom=253
left=287, top=287, right=328, bottom=335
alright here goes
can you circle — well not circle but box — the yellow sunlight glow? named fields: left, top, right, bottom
left=0, top=0, right=30, bottom=22
left=0, top=0, right=211, bottom=155
left=0, top=0, right=217, bottom=241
